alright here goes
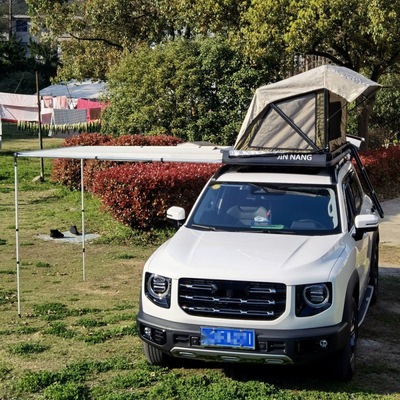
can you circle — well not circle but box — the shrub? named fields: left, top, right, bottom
left=9, top=342, right=50, bottom=356
left=91, top=162, right=219, bottom=229
left=359, top=144, right=400, bottom=201
left=112, top=134, right=183, bottom=146
left=50, top=133, right=216, bottom=230
left=51, top=134, right=184, bottom=191
left=51, top=133, right=113, bottom=190
left=42, top=382, right=89, bottom=400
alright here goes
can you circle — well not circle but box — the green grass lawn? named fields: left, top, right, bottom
left=0, top=131, right=399, bottom=399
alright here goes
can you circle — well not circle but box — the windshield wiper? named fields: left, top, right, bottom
left=190, top=224, right=217, bottom=231
left=252, top=229, right=295, bottom=234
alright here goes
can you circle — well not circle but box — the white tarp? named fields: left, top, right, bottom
left=0, top=92, right=40, bottom=122
left=235, top=65, right=381, bottom=151
left=39, top=80, right=106, bottom=99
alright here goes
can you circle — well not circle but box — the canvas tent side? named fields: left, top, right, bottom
left=234, top=65, right=381, bottom=152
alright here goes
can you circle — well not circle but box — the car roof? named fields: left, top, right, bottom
left=213, top=163, right=345, bottom=185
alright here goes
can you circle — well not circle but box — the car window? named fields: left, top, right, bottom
left=343, top=180, right=356, bottom=231
left=188, top=182, right=340, bottom=235
left=349, top=171, right=363, bottom=214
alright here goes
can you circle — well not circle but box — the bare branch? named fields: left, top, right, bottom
left=67, top=32, right=124, bottom=50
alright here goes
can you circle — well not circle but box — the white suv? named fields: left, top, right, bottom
left=137, top=145, right=380, bottom=381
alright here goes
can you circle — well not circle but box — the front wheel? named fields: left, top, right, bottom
left=143, top=342, right=171, bottom=366
left=330, top=297, right=358, bottom=381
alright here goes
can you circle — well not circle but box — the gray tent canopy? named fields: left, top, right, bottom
left=234, top=65, right=381, bottom=153
left=39, top=80, right=106, bottom=99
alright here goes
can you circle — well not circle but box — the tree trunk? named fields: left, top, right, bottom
left=357, top=95, right=376, bottom=150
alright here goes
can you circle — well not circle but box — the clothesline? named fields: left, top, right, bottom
left=0, top=91, right=106, bottom=147
left=0, top=92, right=106, bottom=124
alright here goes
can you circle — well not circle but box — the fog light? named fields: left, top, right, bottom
left=144, top=326, right=152, bottom=339
left=319, top=339, right=328, bottom=348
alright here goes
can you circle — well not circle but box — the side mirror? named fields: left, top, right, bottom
left=167, top=206, right=186, bottom=228
left=353, top=214, right=379, bottom=240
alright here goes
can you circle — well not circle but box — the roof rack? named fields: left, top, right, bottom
left=222, top=143, right=353, bottom=168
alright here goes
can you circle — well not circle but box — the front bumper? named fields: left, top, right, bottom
left=137, top=310, right=349, bottom=365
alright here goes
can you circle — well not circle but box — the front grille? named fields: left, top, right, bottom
left=178, top=278, right=286, bottom=320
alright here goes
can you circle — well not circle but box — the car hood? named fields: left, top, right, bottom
left=146, top=227, right=346, bottom=284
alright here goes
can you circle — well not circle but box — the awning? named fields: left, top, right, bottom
left=15, top=144, right=227, bottom=163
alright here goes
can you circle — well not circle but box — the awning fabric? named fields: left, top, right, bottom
left=15, top=144, right=227, bottom=163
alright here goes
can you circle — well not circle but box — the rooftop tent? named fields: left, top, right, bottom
left=234, top=65, right=381, bottom=152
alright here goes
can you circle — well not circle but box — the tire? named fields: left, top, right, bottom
left=143, top=342, right=170, bottom=366
left=369, top=242, right=379, bottom=305
left=330, top=297, right=358, bottom=381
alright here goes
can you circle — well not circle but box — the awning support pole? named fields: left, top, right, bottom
left=81, top=159, right=86, bottom=281
left=14, top=155, right=21, bottom=317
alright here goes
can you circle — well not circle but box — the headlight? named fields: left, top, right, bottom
left=296, top=283, right=332, bottom=317
left=145, top=273, right=171, bottom=308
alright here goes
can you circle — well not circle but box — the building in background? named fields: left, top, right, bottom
left=0, top=0, right=35, bottom=55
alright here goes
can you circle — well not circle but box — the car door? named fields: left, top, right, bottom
left=343, top=171, right=371, bottom=301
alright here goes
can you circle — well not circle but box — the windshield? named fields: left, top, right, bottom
left=187, top=182, right=340, bottom=235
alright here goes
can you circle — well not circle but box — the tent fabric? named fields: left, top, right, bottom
left=0, top=92, right=37, bottom=107
left=39, top=80, right=106, bottom=99
left=77, top=98, right=106, bottom=121
left=51, top=109, right=87, bottom=125
left=235, top=65, right=381, bottom=151
left=0, top=92, right=41, bottom=122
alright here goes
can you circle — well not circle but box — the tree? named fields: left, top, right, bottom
left=102, top=37, right=276, bottom=144
left=0, top=36, right=57, bottom=93
left=238, top=0, right=400, bottom=146
left=25, top=0, right=254, bottom=81
left=369, top=73, right=400, bottom=146
left=26, top=0, right=181, bottom=80
left=164, top=0, right=249, bottom=36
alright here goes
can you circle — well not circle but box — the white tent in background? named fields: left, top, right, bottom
left=39, top=80, right=106, bottom=99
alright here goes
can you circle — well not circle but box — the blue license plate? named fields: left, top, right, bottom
left=200, top=327, right=255, bottom=349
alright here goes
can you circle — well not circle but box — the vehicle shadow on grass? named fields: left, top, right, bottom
left=169, top=357, right=394, bottom=397
left=223, top=362, right=352, bottom=392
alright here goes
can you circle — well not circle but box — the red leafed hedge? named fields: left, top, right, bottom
left=112, top=134, right=183, bottom=146
left=51, top=133, right=219, bottom=229
left=359, top=145, right=400, bottom=201
left=91, top=162, right=219, bottom=229
left=51, top=133, right=114, bottom=190
left=51, top=134, right=184, bottom=190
